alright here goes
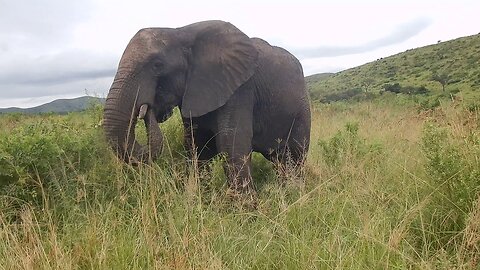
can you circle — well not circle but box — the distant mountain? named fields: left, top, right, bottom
left=0, top=96, right=106, bottom=114
left=308, top=33, right=480, bottom=102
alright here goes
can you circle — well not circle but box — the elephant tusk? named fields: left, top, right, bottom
left=138, top=104, right=149, bottom=119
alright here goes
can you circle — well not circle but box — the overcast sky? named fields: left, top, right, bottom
left=0, top=0, right=479, bottom=108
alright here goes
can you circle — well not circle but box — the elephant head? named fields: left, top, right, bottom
left=103, top=20, right=258, bottom=164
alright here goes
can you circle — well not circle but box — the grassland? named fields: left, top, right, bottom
left=1, top=97, right=479, bottom=269
left=1, top=32, right=480, bottom=269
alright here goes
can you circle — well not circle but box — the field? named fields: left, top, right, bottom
left=1, top=98, right=479, bottom=269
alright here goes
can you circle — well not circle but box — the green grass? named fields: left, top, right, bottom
left=1, top=100, right=479, bottom=269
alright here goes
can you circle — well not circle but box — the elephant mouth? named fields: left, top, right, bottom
left=107, top=103, right=164, bottom=165
left=160, top=107, right=174, bottom=122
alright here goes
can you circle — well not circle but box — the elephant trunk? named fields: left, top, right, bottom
left=103, top=75, right=163, bottom=164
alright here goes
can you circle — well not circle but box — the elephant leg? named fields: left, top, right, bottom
left=286, top=114, right=310, bottom=166
left=216, top=134, right=254, bottom=193
left=183, top=121, right=218, bottom=162
left=264, top=115, right=310, bottom=181
left=214, top=96, right=255, bottom=194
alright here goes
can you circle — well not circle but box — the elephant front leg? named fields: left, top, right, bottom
left=213, top=84, right=256, bottom=197
left=215, top=121, right=255, bottom=195
left=183, top=120, right=218, bottom=166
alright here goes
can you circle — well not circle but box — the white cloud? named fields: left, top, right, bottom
left=0, top=0, right=92, bottom=52
left=292, top=18, right=432, bottom=59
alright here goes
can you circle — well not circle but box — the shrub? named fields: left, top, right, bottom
left=383, top=83, right=429, bottom=95
left=466, top=102, right=480, bottom=113
left=0, top=115, right=105, bottom=204
left=383, top=83, right=402, bottom=93
left=320, top=88, right=363, bottom=103
left=402, top=85, right=429, bottom=95
left=318, top=122, right=383, bottom=168
left=420, top=123, right=480, bottom=250
left=419, top=97, right=441, bottom=111
left=0, top=150, right=17, bottom=187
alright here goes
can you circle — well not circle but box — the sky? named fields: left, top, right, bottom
left=0, top=0, right=479, bottom=108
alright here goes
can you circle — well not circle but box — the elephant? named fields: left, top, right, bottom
left=103, top=20, right=311, bottom=193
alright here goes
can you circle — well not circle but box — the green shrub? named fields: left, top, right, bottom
left=320, top=88, right=363, bottom=103
left=383, top=83, right=429, bottom=95
left=384, top=83, right=402, bottom=93
left=0, top=150, right=17, bottom=187
left=419, top=97, right=441, bottom=111
left=318, top=122, right=383, bottom=168
left=420, top=123, right=480, bottom=250
left=466, top=101, right=480, bottom=113
left=0, top=115, right=105, bottom=204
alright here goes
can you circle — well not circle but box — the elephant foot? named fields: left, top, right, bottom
left=227, top=170, right=258, bottom=211
left=275, top=162, right=305, bottom=188
left=224, top=154, right=255, bottom=189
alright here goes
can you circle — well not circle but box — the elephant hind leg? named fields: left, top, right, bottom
left=263, top=116, right=310, bottom=181
left=264, top=144, right=307, bottom=185
left=265, top=118, right=310, bottom=165
left=264, top=144, right=306, bottom=172
left=287, top=112, right=311, bottom=165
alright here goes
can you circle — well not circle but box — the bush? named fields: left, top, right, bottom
left=384, top=83, right=402, bottom=93
left=320, top=88, right=363, bottom=103
left=0, top=150, right=17, bottom=187
left=383, top=83, right=429, bottom=95
left=0, top=115, right=105, bottom=204
left=318, top=122, right=383, bottom=168
left=420, top=123, right=480, bottom=250
left=419, top=97, right=441, bottom=111
left=466, top=101, right=480, bottom=113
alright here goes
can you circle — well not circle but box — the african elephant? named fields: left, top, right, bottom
left=103, top=20, right=311, bottom=193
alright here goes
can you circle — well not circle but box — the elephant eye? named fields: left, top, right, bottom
left=152, top=62, right=163, bottom=71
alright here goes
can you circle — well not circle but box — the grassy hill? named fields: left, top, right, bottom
left=308, top=34, right=480, bottom=103
left=305, top=72, right=334, bottom=85
left=0, top=96, right=105, bottom=114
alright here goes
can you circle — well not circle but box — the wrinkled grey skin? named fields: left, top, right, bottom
left=103, top=20, right=311, bottom=192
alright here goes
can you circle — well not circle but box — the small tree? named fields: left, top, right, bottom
left=361, top=78, right=375, bottom=92
left=431, top=72, right=450, bottom=92
left=383, top=83, right=401, bottom=93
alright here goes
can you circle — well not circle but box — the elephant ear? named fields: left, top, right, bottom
left=181, top=21, right=258, bottom=118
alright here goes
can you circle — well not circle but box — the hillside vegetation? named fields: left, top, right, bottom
left=308, top=34, right=480, bottom=105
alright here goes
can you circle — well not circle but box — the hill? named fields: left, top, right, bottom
left=308, top=34, right=480, bottom=103
left=305, top=72, right=334, bottom=85
left=0, top=96, right=105, bottom=114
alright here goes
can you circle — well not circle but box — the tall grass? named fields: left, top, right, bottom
left=0, top=100, right=479, bottom=269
